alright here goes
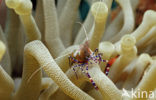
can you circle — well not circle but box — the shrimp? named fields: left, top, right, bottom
left=68, top=22, right=108, bottom=90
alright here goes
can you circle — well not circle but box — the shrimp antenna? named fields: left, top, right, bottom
left=27, top=66, right=44, bottom=84
left=76, top=22, right=89, bottom=41
left=27, top=53, right=71, bottom=84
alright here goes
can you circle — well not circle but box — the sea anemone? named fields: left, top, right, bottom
left=0, top=0, right=156, bottom=100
